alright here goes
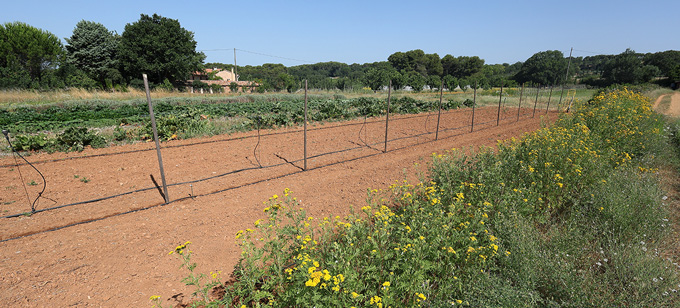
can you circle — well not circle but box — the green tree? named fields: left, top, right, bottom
left=363, top=68, right=389, bottom=92
left=118, top=14, right=205, bottom=86
left=602, top=49, right=643, bottom=85
left=405, top=71, right=425, bottom=92
left=388, top=49, right=442, bottom=77
left=515, top=50, right=567, bottom=85
left=229, top=81, right=239, bottom=92
left=644, top=50, right=680, bottom=79
left=389, top=70, right=405, bottom=90
left=455, top=56, right=484, bottom=79
left=0, top=22, right=63, bottom=88
left=65, top=20, right=120, bottom=88
left=274, top=73, right=296, bottom=92
left=442, top=55, right=484, bottom=79
left=427, top=75, right=441, bottom=91
left=443, top=75, right=457, bottom=91
left=441, top=54, right=456, bottom=76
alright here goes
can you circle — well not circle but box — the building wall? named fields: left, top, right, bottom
left=216, top=69, right=237, bottom=82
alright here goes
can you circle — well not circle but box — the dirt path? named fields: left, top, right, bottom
left=0, top=107, right=557, bottom=307
left=654, top=92, right=680, bottom=117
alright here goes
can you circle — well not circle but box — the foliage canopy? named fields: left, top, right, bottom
left=118, top=14, right=205, bottom=86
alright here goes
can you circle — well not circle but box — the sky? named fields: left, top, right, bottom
left=2, top=0, right=679, bottom=67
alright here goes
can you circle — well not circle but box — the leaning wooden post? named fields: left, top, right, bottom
left=304, top=80, right=308, bottom=170
left=471, top=81, right=477, bottom=132
left=143, top=74, right=170, bottom=204
left=496, top=85, right=503, bottom=126
left=435, top=80, right=443, bottom=140
left=384, top=80, right=392, bottom=153
left=517, top=83, right=524, bottom=121
left=532, top=84, right=540, bottom=117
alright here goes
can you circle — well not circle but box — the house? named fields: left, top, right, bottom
left=188, top=68, right=258, bottom=93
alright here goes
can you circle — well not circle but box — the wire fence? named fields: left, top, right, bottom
left=0, top=81, right=562, bottom=242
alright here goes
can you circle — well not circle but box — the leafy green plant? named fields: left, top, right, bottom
left=56, top=127, right=107, bottom=152
left=12, top=133, right=53, bottom=151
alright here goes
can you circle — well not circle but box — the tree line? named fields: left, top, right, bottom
left=1, top=14, right=679, bottom=92
left=0, top=14, right=204, bottom=90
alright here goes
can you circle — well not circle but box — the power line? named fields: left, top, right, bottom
left=236, top=48, right=315, bottom=64
left=199, top=48, right=234, bottom=52
left=198, top=48, right=316, bottom=64
left=572, top=48, right=620, bottom=56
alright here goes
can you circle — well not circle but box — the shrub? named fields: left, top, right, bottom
left=57, top=127, right=107, bottom=151
left=12, top=133, right=53, bottom=151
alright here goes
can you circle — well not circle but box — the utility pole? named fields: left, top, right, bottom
left=234, top=48, right=238, bottom=81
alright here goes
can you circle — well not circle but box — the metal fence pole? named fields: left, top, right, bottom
left=497, top=85, right=503, bottom=126
left=546, top=86, right=554, bottom=114
left=517, top=83, right=524, bottom=121
left=471, top=81, right=477, bottom=132
left=304, top=80, right=308, bottom=170
left=384, top=80, right=392, bottom=153
left=143, top=74, right=170, bottom=204
left=435, top=80, right=443, bottom=140
left=533, top=84, right=540, bottom=117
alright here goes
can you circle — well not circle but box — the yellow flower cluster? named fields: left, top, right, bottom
left=169, top=241, right=191, bottom=255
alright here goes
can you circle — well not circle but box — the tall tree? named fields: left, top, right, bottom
left=388, top=49, right=442, bottom=77
left=0, top=22, right=63, bottom=88
left=427, top=75, right=441, bottom=91
left=515, top=50, right=567, bottom=85
left=441, top=55, right=484, bottom=79
left=645, top=50, right=680, bottom=79
left=118, top=14, right=205, bottom=85
left=602, top=49, right=643, bottom=85
left=363, top=68, right=389, bottom=92
left=65, top=20, right=120, bottom=88
left=442, top=75, right=457, bottom=91
left=405, top=71, right=425, bottom=92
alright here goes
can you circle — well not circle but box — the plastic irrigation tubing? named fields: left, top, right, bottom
left=0, top=118, right=361, bottom=168
left=0, top=108, right=469, bottom=168
left=0, top=107, right=515, bottom=219
left=0, top=199, right=176, bottom=243
left=0, top=112, right=541, bottom=243
left=0, top=162, right=285, bottom=219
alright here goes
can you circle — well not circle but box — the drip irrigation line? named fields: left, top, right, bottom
left=0, top=199, right=174, bottom=244
left=0, top=107, right=511, bottom=219
left=4, top=130, right=46, bottom=214
left=0, top=109, right=462, bottom=169
left=424, top=111, right=433, bottom=134
left=12, top=150, right=32, bottom=213
left=254, top=117, right=262, bottom=168
left=0, top=113, right=542, bottom=243
left=358, top=114, right=369, bottom=147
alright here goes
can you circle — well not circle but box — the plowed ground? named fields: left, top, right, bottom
left=0, top=106, right=558, bottom=307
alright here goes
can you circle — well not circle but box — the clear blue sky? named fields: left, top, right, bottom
left=2, top=0, right=678, bottom=67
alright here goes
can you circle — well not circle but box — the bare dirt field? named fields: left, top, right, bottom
left=0, top=106, right=557, bottom=307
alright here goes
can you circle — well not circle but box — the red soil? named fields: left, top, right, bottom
left=0, top=106, right=557, bottom=307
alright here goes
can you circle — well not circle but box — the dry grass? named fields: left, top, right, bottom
left=0, top=88, right=246, bottom=107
